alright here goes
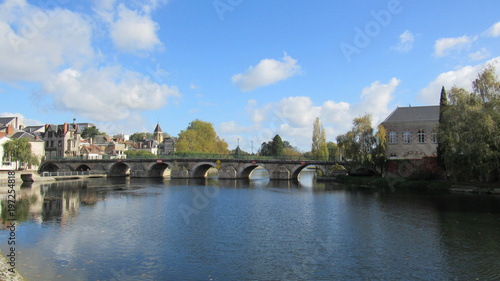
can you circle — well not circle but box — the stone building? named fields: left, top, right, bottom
left=381, top=105, right=439, bottom=159
left=43, top=123, right=82, bottom=159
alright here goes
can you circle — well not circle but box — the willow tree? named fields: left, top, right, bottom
left=336, top=114, right=385, bottom=173
left=312, top=117, right=329, bottom=160
left=2, top=137, right=39, bottom=170
left=175, top=119, right=229, bottom=154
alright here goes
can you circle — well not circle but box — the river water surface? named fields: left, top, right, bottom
left=1, top=170, right=500, bottom=280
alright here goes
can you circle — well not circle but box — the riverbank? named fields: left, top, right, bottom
left=0, top=251, right=24, bottom=281
left=319, top=175, right=500, bottom=194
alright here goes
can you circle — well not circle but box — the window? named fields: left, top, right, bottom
left=403, top=131, right=412, bottom=144
left=431, top=131, right=438, bottom=143
left=50, top=140, right=54, bottom=147
left=417, top=129, right=425, bottom=143
left=389, top=153, right=397, bottom=159
left=58, top=140, right=62, bottom=147
left=389, top=131, right=397, bottom=143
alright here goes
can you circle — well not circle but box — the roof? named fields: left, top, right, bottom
left=81, top=145, right=105, bottom=155
left=0, top=117, right=16, bottom=126
left=10, top=132, right=38, bottom=141
left=154, top=123, right=162, bottom=133
left=24, top=125, right=44, bottom=133
left=382, top=106, right=439, bottom=123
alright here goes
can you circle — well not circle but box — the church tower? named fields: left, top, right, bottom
left=154, top=123, right=163, bottom=144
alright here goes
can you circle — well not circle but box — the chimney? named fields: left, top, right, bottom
left=63, top=123, right=68, bottom=134
left=7, top=124, right=14, bottom=136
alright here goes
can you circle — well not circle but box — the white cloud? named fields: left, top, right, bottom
left=0, top=1, right=93, bottom=81
left=484, top=21, right=500, bottom=37
left=110, top=4, right=161, bottom=52
left=418, top=57, right=500, bottom=104
left=232, top=53, right=301, bottom=92
left=41, top=66, right=181, bottom=122
left=393, top=30, right=414, bottom=53
left=434, top=35, right=475, bottom=57
left=469, top=48, right=490, bottom=61
left=0, top=112, right=44, bottom=126
left=221, top=78, right=398, bottom=151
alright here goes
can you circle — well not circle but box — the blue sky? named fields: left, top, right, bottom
left=1, top=0, right=500, bottom=152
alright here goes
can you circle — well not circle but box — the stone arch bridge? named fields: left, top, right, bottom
left=39, top=158, right=340, bottom=180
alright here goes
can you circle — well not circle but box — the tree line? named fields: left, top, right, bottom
left=439, top=65, right=500, bottom=182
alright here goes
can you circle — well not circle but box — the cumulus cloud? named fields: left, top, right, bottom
left=0, top=1, right=93, bottom=81
left=393, top=30, right=415, bottom=53
left=221, top=78, right=398, bottom=151
left=109, top=4, right=162, bottom=52
left=232, top=53, right=301, bottom=92
left=41, top=66, right=181, bottom=121
left=418, top=57, right=500, bottom=104
left=484, top=21, right=500, bottom=37
left=434, top=35, right=475, bottom=57
left=0, top=112, right=44, bottom=126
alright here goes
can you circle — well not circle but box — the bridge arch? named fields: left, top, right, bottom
left=147, top=162, right=172, bottom=178
left=291, top=164, right=326, bottom=180
left=76, top=164, right=91, bottom=171
left=39, top=162, right=60, bottom=173
left=238, top=163, right=269, bottom=179
left=191, top=162, right=216, bottom=178
left=108, top=162, right=131, bottom=177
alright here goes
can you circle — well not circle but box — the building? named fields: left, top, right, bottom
left=43, top=123, right=82, bottom=159
left=381, top=105, right=439, bottom=159
left=154, top=123, right=176, bottom=155
left=0, top=117, right=25, bottom=138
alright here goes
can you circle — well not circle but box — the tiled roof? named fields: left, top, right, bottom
left=0, top=117, right=15, bottom=126
left=382, top=106, right=439, bottom=123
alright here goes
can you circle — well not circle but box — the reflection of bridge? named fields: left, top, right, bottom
left=39, top=157, right=339, bottom=180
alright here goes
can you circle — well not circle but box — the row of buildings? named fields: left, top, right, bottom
left=0, top=117, right=176, bottom=170
left=0, top=105, right=440, bottom=170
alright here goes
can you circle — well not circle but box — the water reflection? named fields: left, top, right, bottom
left=0, top=172, right=499, bottom=280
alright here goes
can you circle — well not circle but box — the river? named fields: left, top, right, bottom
left=1, top=170, right=500, bottom=280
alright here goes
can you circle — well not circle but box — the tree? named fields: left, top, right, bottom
left=175, top=119, right=229, bottom=154
left=271, top=134, right=284, bottom=157
left=336, top=114, right=385, bottom=173
left=311, top=117, right=329, bottom=160
left=372, top=124, right=387, bottom=174
left=437, top=86, right=448, bottom=169
left=439, top=65, right=500, bottom=182
left=327, top=142, right=339, bottom=161
left=81, top=126, right=105, bottom=139
left=2, top=138, right=39, bottom=170
left=130, top=132, right=154, bottom=142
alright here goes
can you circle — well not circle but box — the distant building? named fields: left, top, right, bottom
left=381, top=106, right=439, bottom=159
left=43, top=123, right=82, bottom=159
left=154, top=123, right=176, bottom=155
left=0, top=117, right=24, bottom=138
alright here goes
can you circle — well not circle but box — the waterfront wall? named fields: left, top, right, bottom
left=385, top=157, right=445, bottom=179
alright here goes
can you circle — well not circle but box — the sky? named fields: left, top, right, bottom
left=1, top=0, right=500, bottom=152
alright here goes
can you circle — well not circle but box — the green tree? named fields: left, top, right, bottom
left=437, top=86, right=448, bottom=169
left=130, top=132, right=155, bottom=142
left=439, top=65, right=500, bottom=182
left=271, top=134, right=284, bottom=157
left=175, top=119, right=229, bottom=154
left=311, top=117, right=329, bottom=160
left=2, top=138, right=39, bottom=170
left=327, top=142, right=339, bottom=161
left=81, top=126, right=105, bottom=139
left=336, top=114, right=384, bottom=172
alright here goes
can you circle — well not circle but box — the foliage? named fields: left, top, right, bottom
left=311, top=117, right=329, bottom=160
left=175, top=119, right=229, bottom=154
left=2, top=137, right=39, bottom=170
left=124, top=150, right=155, bottom=157
left=81, top=126, right=106, bottom=139
left=327, top=142, right=339, bottom=161
left=130, top=132, right=155, bottom=142
left=439, top=65, right=500, bottom=182
left=258, top=134, right=299, bottom=157
left=336, top=114, right=386, bottom=173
